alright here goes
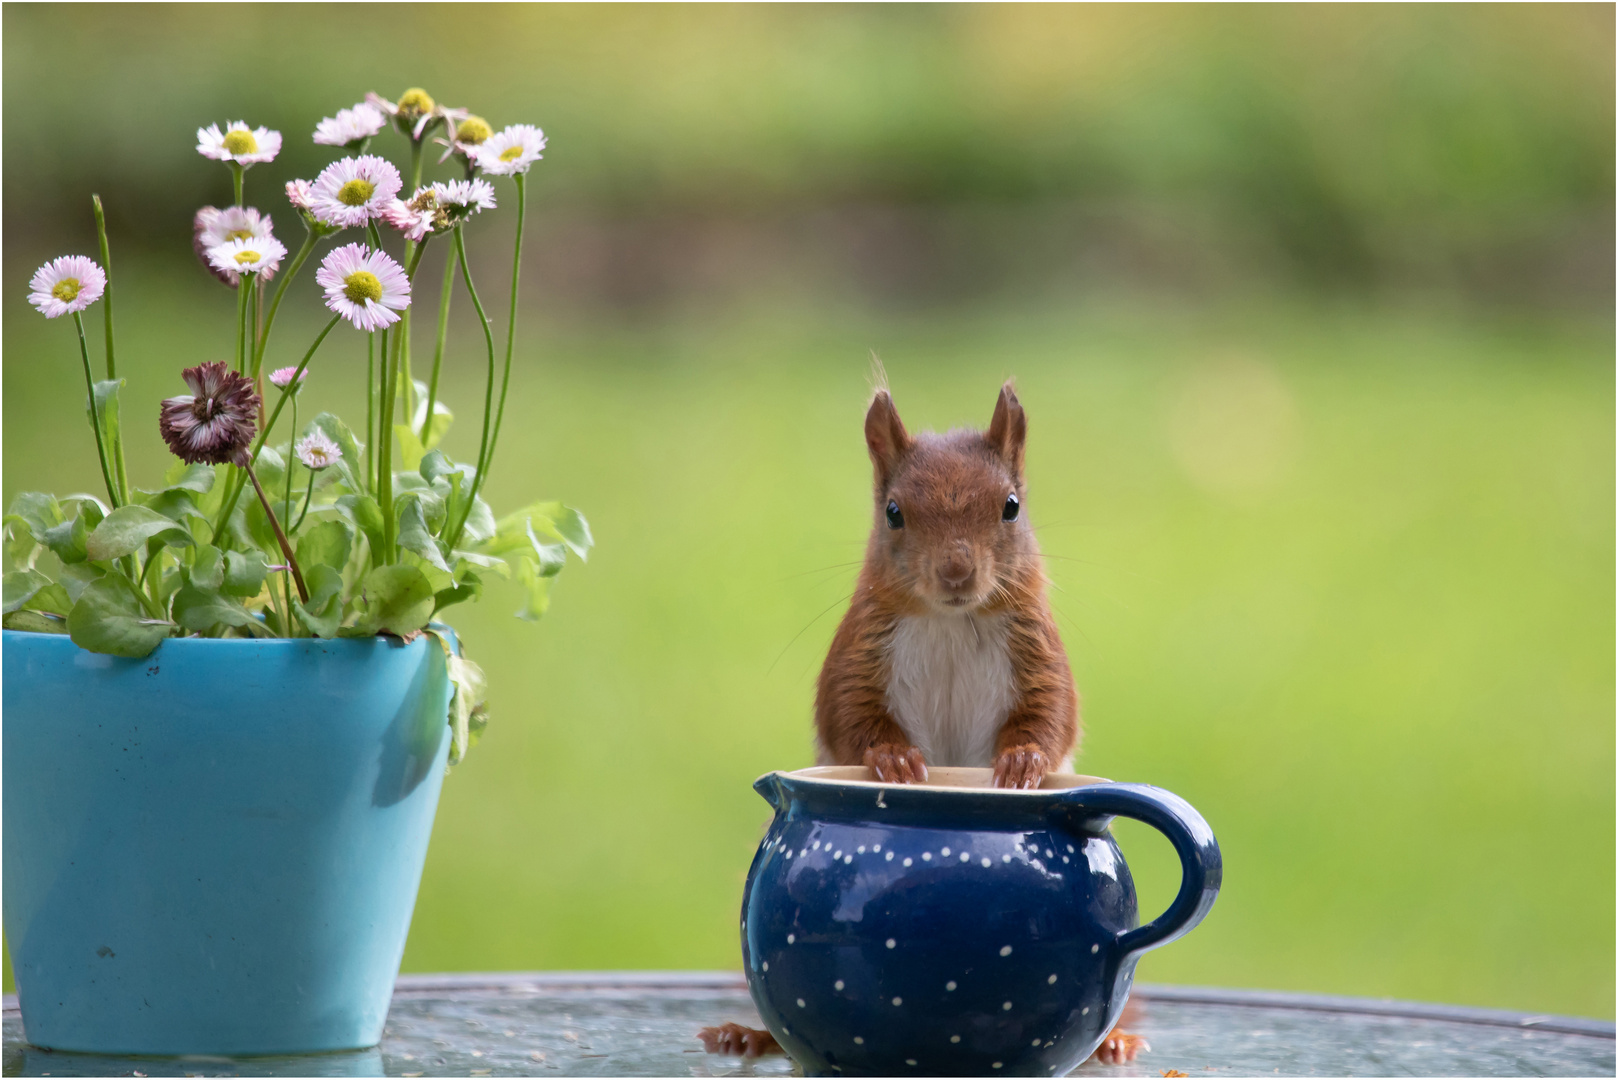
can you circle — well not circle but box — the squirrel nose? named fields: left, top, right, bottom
left=939, top=556, right=974, bottom=590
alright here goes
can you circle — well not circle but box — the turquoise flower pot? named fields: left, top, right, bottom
left=1, top=629, right=454, bottom=1055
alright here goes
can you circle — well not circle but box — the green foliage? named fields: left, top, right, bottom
left=65, top=573, right=171, bottom=656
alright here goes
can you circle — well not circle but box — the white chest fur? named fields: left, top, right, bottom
left=885, top=613, right=1017, bottom=768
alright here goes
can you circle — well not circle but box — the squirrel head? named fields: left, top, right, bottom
left=864, top=381, right=1035, bottom=615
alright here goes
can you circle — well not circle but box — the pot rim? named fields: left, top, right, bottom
left=2, top=624, right=455, bottom=653
left=767, top=764, right=1112, bottom=794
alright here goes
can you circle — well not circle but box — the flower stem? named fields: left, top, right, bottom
left=210, top=315, right=340, bottom=545
left=231, top=163, right=244, bottom=207
left=250, top=230, right=319, bottom=378
left=92, top=194, right=130, bottom=506
left=486, top=171, right=527, bottom=497
left=378, top=326, right=395, bottom=560
left=285, top=396, right=298, bottom=526
left=245, top=462, right=309, bottom=604
left=291, top=471, right=316, bottom=533
left=366, top=332, right=376, bottom=492
left=235, top=276, right=249, bottom=374
left=71, top=312, right=120, bottom=510
left=445, top=226, right=499, bottom=551
left=421, top=243, right=457, bottom=443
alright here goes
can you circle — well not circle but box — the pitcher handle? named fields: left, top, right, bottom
left=1057, top=782, right=1222, bottom=958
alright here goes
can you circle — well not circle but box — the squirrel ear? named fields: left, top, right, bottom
left=986, top=381, right=1027, bottom=477
left=865, top=390, right=911, bottom=489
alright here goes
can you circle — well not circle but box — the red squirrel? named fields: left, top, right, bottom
left=815, top=382, right=1077, bottom=787
left=699, top=383, right=1145, bottom=1065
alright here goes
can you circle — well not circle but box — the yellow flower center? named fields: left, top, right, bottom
left=338, top=178, right=376, bottom=206
left=457, top=117, right=492, bottom=145
left=51, top=278, right=81, bottom=302
left=226, top=228, right=254, bottom=241
left=344, top=270, right=383, bottom=304
left=223, top=129, right=258, bottom=155
left=499, top=144, right=525, bottom=162
left=398, top=88, right=434, bottom=115
left=233, top=250, right=262, bottom=266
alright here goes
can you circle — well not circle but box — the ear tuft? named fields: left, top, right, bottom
left=986, top=380, right=1027, bottom=477
left=865, top=389, right=911, bottom=490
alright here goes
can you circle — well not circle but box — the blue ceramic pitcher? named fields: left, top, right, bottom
left=740, top=766, right=1221, bottom=1077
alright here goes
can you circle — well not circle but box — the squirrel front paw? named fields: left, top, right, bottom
left=696, top=1023, right=781, bottom=1057
left=863, top=743, right=928, bottom=783
left=992, top=744, right=1048, bottom=789
left=1088, top=1026, right=1150, bottom=1065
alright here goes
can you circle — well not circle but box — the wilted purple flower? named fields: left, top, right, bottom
left=159, top=361, right=260, bottom=466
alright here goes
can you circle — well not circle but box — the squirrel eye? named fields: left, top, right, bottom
left=1002, top=493, right=1020, bottom=522
left=886, top=500, right=904, bottom=529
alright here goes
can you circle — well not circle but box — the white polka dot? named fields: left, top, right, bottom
left=946, top=981, right=957, bottom=991
left=853, top=1036, right=864, bottom=1045
left=1000, top=945, right=1013, bottom=957
left=873, top=844, right=882, bottom=852
left=1066, top=844, right=1075, bottom=853
left=812, top=841, right=820, bottom=850
left=1081, top=1006, right=1089, bottom=1015
left=1062, top=856, right=1069, bottom=864
left=993, top=1063, right=1003, bottom=1069
left=941, top=847, right=951, bottom=857
left=903, top=858, right=913, bottom=867
left=960, top=852, right=970, bottom=862
left=982, top=858, right=992, bottom=867
left=886, top=938, right=896, bottom=949
left=1047, top=974, right=1058, bottom=984
left=834, top=851, right=843, bottom=859
left=1045, top=849, right=1054, bottom=858
left=1032, top=1038, right=1042, bottom=1046
left=1002, top=854, right=1012, bottom=863
left=950, top=1035, right=961, bottom=1044
left=1002, top=1001, right=1013, bottom=1010
left=799, top=850, right=807, bottom=857
left=1090, top=943, right=1099, bottom=954
left=1032, top=860, right=1043, bottom=870
left=892, top=997, right=903, bottom=1006
left=906, top=1060, right=917, bottom=1067
left=787, top=933, right=795, bottom=944
left=922, top=852, right=932, bottom=861
left=857, top=846, right=866, bottom=854
left=797, top=998, right=806, bottom=1008
left=885, top=851, right=894, bottom=861
left=785, top=850, right=793, bottom=859
left=844, top=855, right=853, bottom=864
left=762, top=961, right=769, bottom=971
left=835, top=980, right=845, bottom=991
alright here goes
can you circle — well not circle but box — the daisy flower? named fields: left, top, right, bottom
left=193, top=206, right=277, bottom=285
left=285, top=179, right=314, bottom=212
left=473, top=124, right=546, bottom=175
left=269, top=366, right=307, bottom=389
left=313, top=102, right=387, bottom=148
left=196, top=121, right=282, bottom=165
left=431, top=179, right=497, bottom=216
left=379, top=191, right=443, bottom=243
left=436, top=114, right=493, bottom=165
left=367, top=88, right=468, bottom=142
left=308, top=155, right=403, bottom=229
left=159, top=362, right=260, bottom=466
left=316, top=243, right=411, bottom=332
left=28, top=256, right=106, bottom=319
left=295, top=430, right=342, bottom=470
left=206, top=235, right=287, bottom=280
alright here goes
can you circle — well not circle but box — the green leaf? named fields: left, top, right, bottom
left=171, top=582, right=261, bottom=633
left=424, top=628, right=488, bottom=766
left=157, top=462, right=218, bottom=496
left=5, top=492, right=64, bottom=540
left=461, top=496, right=497, bottom=544
left=410, top=380, right=454, bottom=451
left=337, top=494, right=385, bottom=561
left=397, top=497, right=449, bottom=571
left=66, top=574, right=171, bottom=657
left=296, top=519, right=354, bottom=573
left=223, top=549, right=270, bottom=597
left=5, top=569, right=53, bottom=614
left=293, top=563, right=345, bottom=638
left=3, top=610, right=69, bottom=634
left=308, top=412, right=364, bottom=492
left=253, top=445, right=287, bottom=497
left=433, top=567, right=483, bottom=615
left=395, top=424, right=428, bottom=474
left=345, top=565, right=435, bottom=637
left=58, top=561, right=104, bottom=602
left=189, top=544, right=225, bottom=590
left=513, top=556, right=554, bottom=622
left=89, top=379, right=123, bottom=485
left=85, top=505, right=192, bottom=562
left=138, top=488, right=208, bottom=525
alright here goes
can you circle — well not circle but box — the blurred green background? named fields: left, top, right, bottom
left=3, top=4, right=1612, bottom=1018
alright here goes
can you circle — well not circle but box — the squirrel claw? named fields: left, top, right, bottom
left=992, top=744, right=1047, bottom=789
left=697, top=1023, right=781, bottom=1057
left=1089, top=1027, right=1149, bottom=1065
left=863, top=743, right=928, bottom=784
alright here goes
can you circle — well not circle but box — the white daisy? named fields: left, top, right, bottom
left=194, top=205, right=278, bottom=285
left=308, top=155, right=403, bottom=229
left=28, top=256, right=106, bottom=319
left=313, top=102, right=388, bottom=148
left=207, top=236, right=288, bottom=278
left=431, top=179, right=497, bottom=215
left=472, top=124, right=546, bottom=175
left=436, top=114, right=493, bottom=164
left=379, top=191, right=442, bottom=243
left=367, top=88, right=468, bottom=142
left=316, top=243, right=411, bottom=332
left=295, top=430, right=342, bottom=470
left=268, top=366, right=307, bottom=389
left=196, top=121, right=282, bottom=165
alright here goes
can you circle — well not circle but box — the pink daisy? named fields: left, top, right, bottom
left=316, top=243, right=411, bottom=332
left=28, top=256, right=106, bottom=318
left=308, top=155, right=403, bottom=229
